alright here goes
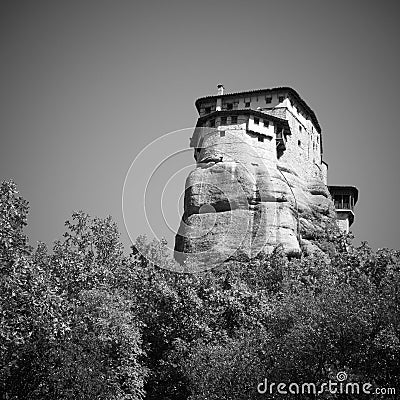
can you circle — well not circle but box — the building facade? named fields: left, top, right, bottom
left=193, top=85, right=326, bottom=183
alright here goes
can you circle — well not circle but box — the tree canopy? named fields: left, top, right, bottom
left=1, top=180, right=399, bottom=399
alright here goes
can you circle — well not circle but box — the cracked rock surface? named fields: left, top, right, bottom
left=174, top=128, right=336, bottom=266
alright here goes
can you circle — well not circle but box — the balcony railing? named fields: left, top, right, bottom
left=334, top=199, right=354, bottom=211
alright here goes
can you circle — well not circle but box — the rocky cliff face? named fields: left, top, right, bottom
left=174, top=128, right=336, bottom=269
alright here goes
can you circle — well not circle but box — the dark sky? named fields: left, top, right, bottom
left=1, top=0, right=399, bottom=251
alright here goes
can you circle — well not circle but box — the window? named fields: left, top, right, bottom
left=299, top=125, right=302, bottom=132
left=220, top=131, right=225, bottom=137
left=231, top=116, right=238, bottom=124
left=265, top=96, right=272, bottom=104
left=263, top=120, right=269, bottom=127
left=258, top=136, right=264, bottom=142
left=298, top=140, right=301, bottom=146
left=227, top=103, right=233, bottom=110
left=254, top=117, right=259, bottom=125
left=279, top=96, right=285, bottom=103
left=221, top=116, right=227, bottom=124
left=205, top=106, right=211, bottom=114
left=195, top=148, right=200, bottom=153
left=245, top=102, right=250, bottom=108
left=209, top=119, right=215, bottom=127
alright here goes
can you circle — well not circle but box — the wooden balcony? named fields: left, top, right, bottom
left=328, top=185, right=359, bottom=227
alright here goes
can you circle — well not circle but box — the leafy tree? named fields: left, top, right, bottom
left=39, top=212, right=147, bottom=400
left=0, top=182, right=146, bottom=399
left=183, top=239, right=400, bottom=399
left=2, top=180, right=399, bottom=400
left=0, top=181, right=63, bottom=397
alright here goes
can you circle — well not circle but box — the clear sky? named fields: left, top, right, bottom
left=1, top=0, right=399, bottom=251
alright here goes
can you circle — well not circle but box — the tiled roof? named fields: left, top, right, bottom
left=195, top=87, right=321, bottom=134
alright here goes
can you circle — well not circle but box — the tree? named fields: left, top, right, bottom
left=0, top=181, right=63, bottom=397
left=0, top=181, right=147, bottom=399
left=2, top=180, right=399, bottom=399
left=40, top=212, right=147, bottom=400
left=184, top=238, right=400, bottom=399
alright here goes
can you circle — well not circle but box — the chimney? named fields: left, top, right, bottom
left=217, top=84, right=225, bottom=96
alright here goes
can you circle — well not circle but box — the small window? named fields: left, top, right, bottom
left=258, top=136, right=264, bottom=142
left=299, top=125, right=302, bottom=132
left=254, top=117, right=259, bottom=125
left=279, top=96, right=285, bottom=103
left=298, top=140, right=301, bottom=146
left=220, top=131, right=225, bottom=137
left=245, top=102, right=250, bottom=108
left=221, top=116, right=227, bottom=124
left=263, top=120, right=269, bottom=127
left=227, top=103, right=233, bottom=110
left=231, top=116, right=238, bottom=124
left=265, top=96, right=272, bottom=104
left=209, top=119, right=215, bottom=127
left=205, top=107, right=211, bottom=114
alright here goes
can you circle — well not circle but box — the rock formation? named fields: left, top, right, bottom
left=174, top=87, right=355, bottom=268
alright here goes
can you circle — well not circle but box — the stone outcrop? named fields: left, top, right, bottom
left=173, top=87, right=351, bottom=269
left=174, top=127, right=336, bottom=268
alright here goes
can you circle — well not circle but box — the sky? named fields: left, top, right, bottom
left=0, top=0, right=399, bottom=252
